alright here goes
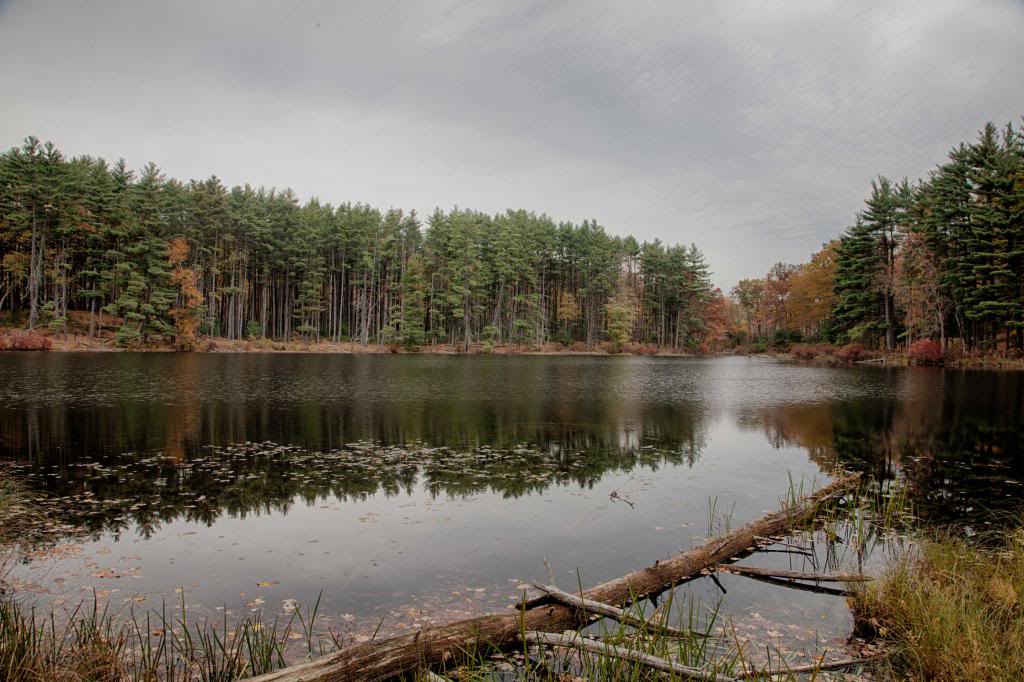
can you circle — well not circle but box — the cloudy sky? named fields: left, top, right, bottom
left=2, top=1, right=1022, bottom=287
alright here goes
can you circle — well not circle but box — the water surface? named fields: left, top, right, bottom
left=2, top=354, right=1021, bottom=650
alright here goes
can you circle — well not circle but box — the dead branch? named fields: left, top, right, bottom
left=523, top=631, right=736, bottom=681
left=531, top=582, right=706, bottom=640
left=735, top=650, right=889, bottom=678
left=718, top=565, right=873, bottom=583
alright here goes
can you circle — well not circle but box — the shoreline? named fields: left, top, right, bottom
left=2, top=330, right=701, bottom=357
left=5, top=329, right=1024, bottom=368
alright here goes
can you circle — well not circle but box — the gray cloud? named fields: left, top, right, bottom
left=2, top=0, right=1022, bottom=287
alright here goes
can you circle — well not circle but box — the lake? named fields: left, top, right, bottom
left=1, top=354, right=1022, bottom=652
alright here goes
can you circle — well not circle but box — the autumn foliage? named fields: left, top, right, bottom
left=0, top=333, right=52, bottom=351
left=909, top=339, right=944, bottom=365
left=791, top=343, right=828, bottom=360
left=835, top=343, right=866, bottom=362
left=167, top=237, right=203, bottom=351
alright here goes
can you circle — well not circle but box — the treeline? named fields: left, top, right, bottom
left=0, top=137, right=728, bottom=350
left=733, top=119, right=1024, bottom=352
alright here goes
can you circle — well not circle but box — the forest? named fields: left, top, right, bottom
left=0, top=137, right=728, bottom=351
left=3, top=119, right=1022, bottom=357
left=733, top=119, right=1024, bottom=354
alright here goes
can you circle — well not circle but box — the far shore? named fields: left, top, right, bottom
left=3, top=330, right=699, bottom=357
left=3, top=328, right=1023, bottom=369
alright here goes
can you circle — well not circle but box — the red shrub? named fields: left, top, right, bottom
left=5, top=333, right=52, bottom=351
left=835, top=343, right=865, bottom=363
left=569, top=341, right=588, bottom=352
left=791, top=343, right=825, bottom=360
left=909, top=339, right=944, bottom=365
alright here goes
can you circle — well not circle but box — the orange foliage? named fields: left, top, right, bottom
left=168, top=237, right=203, bottom=351
left=787, top=242, right=838, bottom=338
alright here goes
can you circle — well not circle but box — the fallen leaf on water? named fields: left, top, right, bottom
left=256, top=580, right=278, bottom=587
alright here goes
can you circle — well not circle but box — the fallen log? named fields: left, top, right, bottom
left=522, top=631, right=736, bottom=681
left=734, top=650, right=889, bottom=678
left=724, top=571, right=850, bottom=597
left=530, top=582, right=706, bottom=640
left=247, top=472, right=860, bottom=682
left=717, top=565, right=873, bottom=583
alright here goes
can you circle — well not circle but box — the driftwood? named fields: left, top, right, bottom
left=725, top=571, right=850, bottom=597
left=528, top=632, right=887, bottom=680
left=717, top=565, right=873, bottom=583
left=247, top=472, right=860, bottom=682
left=531, top=582, right=705, bottom=640
left=734, top=650, right=889, bottom=678
left=522, top=631, right=736, bottom=681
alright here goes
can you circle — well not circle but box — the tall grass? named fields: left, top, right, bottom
left=0, top=591, right=337, bottom=681
left=851, top=525, right=1024, bottom=681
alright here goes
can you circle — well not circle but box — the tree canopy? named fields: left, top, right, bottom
left=0, top=136, right=725, bottom=351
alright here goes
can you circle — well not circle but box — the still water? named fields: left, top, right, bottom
left=1, top=354, right=1021, bottom=650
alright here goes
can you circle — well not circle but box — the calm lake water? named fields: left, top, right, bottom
left=1, top=354, right=1022, bottom=651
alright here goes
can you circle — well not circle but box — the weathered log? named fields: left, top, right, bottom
left=522, top=631, right=736, bottom=681
left=246, top=472, right=859, bottom=682
left=734, top=650, right=889, bottom=678
left=531, top=582, right=705, bottom=640
left=717, top=565, right=873, bottom=583
left=725, top=571, right=850, bottom=596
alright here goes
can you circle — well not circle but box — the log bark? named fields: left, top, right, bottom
left=734, top=651, right=888, bottom=678
left=531, top=582, right=705, bottom=640
left=247, top=472, right=859, bottom=682
left=522, top=631, right=736, bottom=681
left=717, top=565, right=873, bottom=583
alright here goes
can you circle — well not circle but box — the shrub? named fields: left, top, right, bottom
left=909, top=339, right=944, bottom=365
left=244, top=320, right=263, bottom=339
left=772, top=329, right=803, bottom=347
left=622, top=342, right=660, bottom=355
left=569, top=341, right=588, bottom=352
left=790, top=343, right=821, bottom=360
left=835, top=343, right=865, bottom=362
left=3, top=333, right=52, bottom=351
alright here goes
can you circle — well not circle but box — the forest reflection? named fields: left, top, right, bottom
left=739, top=368, right=1024, bottom=526
left=1, top=355, right=1021, bottom=536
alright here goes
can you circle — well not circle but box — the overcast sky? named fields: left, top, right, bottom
left=2, top=1, right=1022, bottom=288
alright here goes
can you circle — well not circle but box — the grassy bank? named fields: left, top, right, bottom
left=0, top=330, right=698, bottom=356
left=777, top=341, right=1024, bottom=370
left=0, top=314, right=700, bottom=355
left=851, top=525, right=1024, bottom=680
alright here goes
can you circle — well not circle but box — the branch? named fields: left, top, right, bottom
left=531, top=583, right=707, bottom=640
left=717, top=565, right=873, bottom=583
left=523, top=631, right=735, bottom=682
